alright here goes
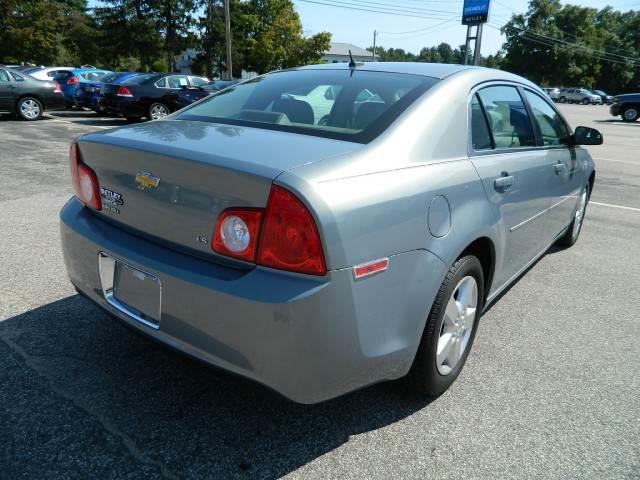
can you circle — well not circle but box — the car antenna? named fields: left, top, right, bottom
left=348, top=50, right=357, bottom=68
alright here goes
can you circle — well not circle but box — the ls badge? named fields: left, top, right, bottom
left=135, top=172, right=160, bottom=190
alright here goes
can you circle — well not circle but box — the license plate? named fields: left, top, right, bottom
left=98, top=253, right=161, bottom=329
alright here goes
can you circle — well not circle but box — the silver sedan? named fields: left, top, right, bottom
left=60, top=63, right=601, bottom=403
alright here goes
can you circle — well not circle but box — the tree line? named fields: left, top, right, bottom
left=0, top=0, right=638, bottom=92
left=0, top=0, right=331, bottom=77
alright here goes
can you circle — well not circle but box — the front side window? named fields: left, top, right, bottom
left=177, top=69, right=438, bottom=143
left=477, top=86, right=535, bottom=148
left=523, top=90, right=570, bottom=146
left=189, top=76, right=209, bottom=87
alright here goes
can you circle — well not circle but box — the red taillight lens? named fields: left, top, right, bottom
left=257, top=186, right=326, bottom=276
left=212, top=209, right=263, bottom=262
left=117, top=86, right=133, bottom=97
left=54, top=82, right=61, bottom=93
left=70, top=142, right=101, bottom=210
left=67, top=76, right=79, bottom=86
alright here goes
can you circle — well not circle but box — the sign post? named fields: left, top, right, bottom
left=461, top=0, right=491, bottom=65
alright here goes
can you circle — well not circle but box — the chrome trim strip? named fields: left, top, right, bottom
left=510, top=189, right=580, bottom=232
left=509, top=208, right=548, bottom=232
left=98, top=252, right=162, bottom=330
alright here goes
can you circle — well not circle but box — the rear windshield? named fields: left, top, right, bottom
left=176, top=69, right=438, bottom=143
left=80, top=71, right=108, bottom=81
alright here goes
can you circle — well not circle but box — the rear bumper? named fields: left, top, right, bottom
left=74, top=92, right=99, bottom=109
left=42, top=93, right=66, bottom=111
left=60, top=198, right=446, bottom=403
left=98, top=97, right=145, bottom=118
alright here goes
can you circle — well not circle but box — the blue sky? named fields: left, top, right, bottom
left=292, top=0, right=640, bottom=56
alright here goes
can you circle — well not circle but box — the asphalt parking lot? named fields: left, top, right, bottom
left=1, top=105, right=639, bottom=479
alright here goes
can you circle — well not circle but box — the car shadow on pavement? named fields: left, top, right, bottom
left=594, top=119, right=640, bottom=126
left=0, top=294, right=430, bottom=479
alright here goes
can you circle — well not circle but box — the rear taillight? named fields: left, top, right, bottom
left=67, top=76, right=79, bottom=86
left=54, top=82, right=61, bottom=93
left=117, top=86, right=133, bottom=97
left=258, top=186, right=326, bottom=275
left=211, top=186, right=326, bottom=276
left=70, top=142, right=101, bottom=210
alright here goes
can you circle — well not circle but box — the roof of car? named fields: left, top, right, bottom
left=297, top=62, right=538, bottom=82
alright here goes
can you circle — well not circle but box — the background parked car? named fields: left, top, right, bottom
left=202, top=79, right=239, bottom=92
left=557, top=88, right=600, bottom=104
left=59, top=68, right=112, bottom=108
left=0, top=67, right=65, bottom=120
left=76, top=71, right=140, bottom=111
left=23, top=66, right=74, bottom=82
left=98, top=73, right=209, bottom=121
left=610, top=93, right=640, bottom=122
left=542, top=87, right=561, bottom=101
left=591, top=89, right=614, bottom=105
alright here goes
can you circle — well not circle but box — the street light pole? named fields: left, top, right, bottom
left=373, top=30, right=377, bottom=61
left=224, top=0, right=233, bottom=80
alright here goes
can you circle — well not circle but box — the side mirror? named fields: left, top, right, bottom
left=573, top=126, right=603, bottom=146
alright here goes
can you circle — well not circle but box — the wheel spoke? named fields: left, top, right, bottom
left=444, top=296, right=459, bottom=330
left=463, top=307, right=476, bottom=330
left=437, top=333, right=454, bottom=367
left=447, top=338, right=461, bottom=365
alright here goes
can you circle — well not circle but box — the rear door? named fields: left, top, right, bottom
left=0, top=69, right=17, bottom=110
left=522, top=89, right=583, bottom=236
left=469, top=84, right=555, bottom=289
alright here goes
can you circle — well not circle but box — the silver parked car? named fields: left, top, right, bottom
left=60, top=63, right=601, bottom=403
left=557, top=88, right=601, bottom=104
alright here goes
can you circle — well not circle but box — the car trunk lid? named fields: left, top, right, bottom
left=78, top=119, right=361, bottom=262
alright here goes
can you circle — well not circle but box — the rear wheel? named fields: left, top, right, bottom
left=17, top=97, right=43, bottom=121
left=148, top=102, right=169, bottom=120
left=408, top=255, right=484, bottom=397
left=622, top=106, right=639, bottom=122
left=558, top=96, right=566, bottom=103
left=556, top=183, right=589, bottom=247
left=581, top=98, right=589, bottom=105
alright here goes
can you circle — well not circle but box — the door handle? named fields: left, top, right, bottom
left=554, top=163, right=567, bottom=174
left=494, top=173, right=514, bottom=191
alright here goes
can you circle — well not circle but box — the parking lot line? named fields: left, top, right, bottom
left=590, top=201, right=640, bottom=212
left=593, top=157, right=637, bottom=165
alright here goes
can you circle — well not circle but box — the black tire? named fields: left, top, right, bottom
left=621, top=106, right=639, bottom=123
left=581, top=98, right=589, bottom=105
left=556, top=183, right=589, bottom=247
left=16, top=97, right=43, bottom=121
left=408, top=255, right=484, bottom=398
left=558, top=96, right=566, bottom=103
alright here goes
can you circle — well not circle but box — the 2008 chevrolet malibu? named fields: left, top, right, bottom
left=60, top=63, right=601, bottom=403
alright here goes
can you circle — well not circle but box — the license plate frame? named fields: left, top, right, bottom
left=98, top=252, right=162, bottom=329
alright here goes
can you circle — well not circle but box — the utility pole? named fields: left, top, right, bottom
left=224, top=0, right=233, bottom=80
left=372, top=30, right=377, bottom=61
left=473, top=24, right=483, bottom=65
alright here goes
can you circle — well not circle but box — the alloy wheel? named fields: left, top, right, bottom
left=150, top=103, right=169, bottom=120
left=572, top=188, right=588, bottom=240
left=20, top=99, right=41, bottom=120
left=623, top=108, right=639, bottom=122
left=436, top=275, right=478, bottom=375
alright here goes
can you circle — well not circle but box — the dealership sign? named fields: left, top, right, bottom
left=462, top=0, right=491, bottom=25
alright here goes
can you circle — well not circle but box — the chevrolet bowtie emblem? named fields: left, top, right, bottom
left=135, top=172, right=160, bottom=190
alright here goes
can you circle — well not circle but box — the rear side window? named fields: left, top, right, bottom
left=189, top=76, right=209, bottom=87
left=522, top=90, right=570, bottom=146
left=0, top=70, right=9, bottom=82
left=168, top=76, right=189, bottom=88
left=9, top=71, right=24, bottom=81
left=470, top=94, right=492, bottom=150
left=477, top=86, right=535, bottom=148
left=155, top=77, right=167, bottom=88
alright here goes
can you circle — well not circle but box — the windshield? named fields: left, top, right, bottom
left=177, top=69, right=438, bottom=143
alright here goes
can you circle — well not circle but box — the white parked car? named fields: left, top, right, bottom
left=22, top=66, right=74, bottom=82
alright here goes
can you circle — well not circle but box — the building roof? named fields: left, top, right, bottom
left=324, top=42, right=373, bottom=58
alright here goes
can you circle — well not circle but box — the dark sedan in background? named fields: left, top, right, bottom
left=591, top=89, right=614, bottom=105
left=98, top=73, right=209, bottom=120
left=0, top=67, right=65, bottom=120
left=610, top=93, right=640, bottom=122
left=76, top=71, right=139, bottom=111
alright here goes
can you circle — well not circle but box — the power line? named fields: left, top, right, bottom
left=297, top=0, right=458, bottom=19
left=378, top=17, right=458, bottom=35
